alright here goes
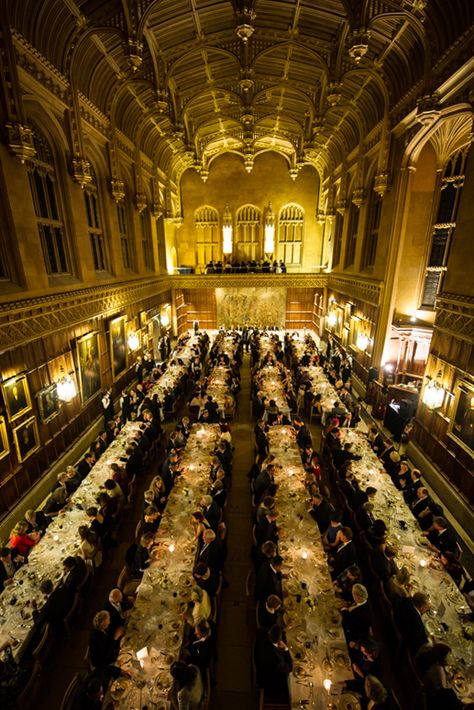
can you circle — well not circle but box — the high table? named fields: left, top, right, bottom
left=268, top=426, right=353, bottom=709
left=340, top=427, right=474, bottom=704
left=109, top=423, right=224, bottom=708
left=0, top=420, right=145, bottom=658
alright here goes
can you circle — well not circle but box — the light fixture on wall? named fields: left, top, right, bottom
left=127, top=331, right=140, bottom=351
left=264, top=202, right=275, bottom=255
left=422, top=371, right=445, bottom=409
left=57, top=368, right=77, bottom=403
left=160, top=313, right=170, bottom=328
left=356, top=332, right=370, bottom=352
left=222, top=203, right=233, bottom=256
left=327, top=311, right=337, bottom=328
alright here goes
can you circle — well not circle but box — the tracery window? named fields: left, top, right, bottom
left=195, top=206, right=220, bottom=265
left=27, top=125, right=69, bottom=275
left=332, top=212, right=344, bottom=267
left=117, top=201, right=133, bottom=270
left=344, top=203, right=359, bottom=268
left=235, top=204, right=261, bottom=261
left=278, top=204, right=303, bottom=264
left=420, top=147, right=470, bottom=308
left=362, top=193, right=382, bottom=268
left=140, top=208, right=154, bottom=271
left=84, top=166, right=108, bottom=272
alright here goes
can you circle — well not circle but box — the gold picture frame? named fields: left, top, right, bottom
left=109, top=316, right=128, bottom=380
left=76, top=332, right=102, bottom=403
left=0, top=415, right=9, bottom=460
left=2, top=374, right=32, bottom=422
left=448, top=379, right=474, bottom=455
left=13, top=415, right=40, bottom=463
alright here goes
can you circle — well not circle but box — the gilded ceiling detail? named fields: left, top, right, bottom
left=4, top=0, right=474, bottom=184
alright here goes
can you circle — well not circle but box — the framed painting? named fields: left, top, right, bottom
left=76, top=332, right=102, bottom=403
left=13, top=416, right=40, bottom=463
left=109, top=316, right=128, bottom=380
left=449, top=380, right=474, bottom=454
left=2, top=374, right=32, bottom=422
left=37, top=383, right=60, bottom=423
left=0, top=416, right=9, bottom=460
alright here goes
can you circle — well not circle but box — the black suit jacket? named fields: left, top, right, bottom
left=394, top=597, right=428, bottom=654
left=342, top=600, right=373, bottom=641
left=204, top=501, right=222, bottom=531
left=254, top=629, right=292, bottom=701
left=77, top=459, right=93, bottom=480
left=310, top=498, right=334, bottom=533
left=254, top=560, right=282, bottom=601
left=332, top=541, right=357, bottom=578
left=89, top=629, right=120, bottom=670
left=199, top=538, right=226, bottom=571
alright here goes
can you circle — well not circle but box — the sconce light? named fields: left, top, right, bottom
left=422, top=372, right=445, bottom=409
left=222, top=203, right=233, bottom=256
left=327, top=312, right=337, bottom=328
left=127, top=331, right=140, bottom=351
left=264, top=202, right=275, bottom=255
left=57, top=368, right=77, bottom=403
left=160, top=313, right=170, bottom=328
left=356, top=332, right=370, bottom=352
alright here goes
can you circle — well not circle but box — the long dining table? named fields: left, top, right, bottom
left=339, top=426, right=474, bottom=704
left=108, top=423, right=224, bottom=709
left=267, top=425, right=353, bottom=709
left=0, top=420, right=145, bottom=658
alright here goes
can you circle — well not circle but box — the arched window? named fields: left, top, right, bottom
left=420, top=146, right=470, bottom=308
left=332, top=212, right=344, bottom=267
left=84, top=164, right=108, bottom=271
left=117, top=198, right=134, bottom=270
left=278, top=204, right=304, bottom=264
left=27, top=124, right=69, bottom=274
left=195, top=206, right=220, bottom=266
left=140, top=207, right=154, bottom=271
left=344, top=202, right=359, bottom=268
left=235, top=204, right=261, bottom=260
left=362, top=192, right=382, bottom=268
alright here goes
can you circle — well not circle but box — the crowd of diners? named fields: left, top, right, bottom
left=205, top=258, right=287, bottom=274
left=248, top=329, right=473, bottom=710
left=0, top=330, right=224, bottom=708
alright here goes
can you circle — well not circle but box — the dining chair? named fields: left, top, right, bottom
left=31, top=622, right=53, bottom=670
left=15, top=660, right=41, bottom=709
left=59, top=672, right=83, bottom=710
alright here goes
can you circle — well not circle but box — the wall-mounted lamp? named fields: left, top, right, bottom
left=356, top=332, right=370, bottom=352
left=264, top=202, right=275, bottom=255
left=222, top=203, right=233, bottom=256
left=57, top=368, right=77, bottom=403
left=127, top=331, right=140, bottom=351
left=327, top=312, right=337, bottom=328
left=160, top=313, right=170, bottom=328
left=422, top=372, right=445, bottom=409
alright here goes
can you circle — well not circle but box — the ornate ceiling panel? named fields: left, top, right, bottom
left=6, top=0, right=474, bottom=180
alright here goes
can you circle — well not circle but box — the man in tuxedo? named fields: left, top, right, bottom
left=105, top=587, right=133, bottom=633
left=254, top=555, right=283, bottom=601
left=256, top=510, right=279, bottom=546
left=333, top=442, right=362, bottom=470
left=370, top=541, right=398, bottom=582
left=77, top=452, right=96, bottom=480
left=308, top=492, right=334, bottom=534
left=37, top=578, right=75, bottom=635
left=341, top=584, right=373, bottom=641
left=253, top=464, right=275, bottom=503
left=426, top=517, right=457, bottom=555
left=394, top=592, right=430, bottom=655
left=254, top=625, right=292, bottom=703
left=331, top=527, right=357, bottom=578
left=62, top=556, right=88, bottom=592
left=200, top=494, right=221, bottom=531
left=199, top=529, right=226, bottom=572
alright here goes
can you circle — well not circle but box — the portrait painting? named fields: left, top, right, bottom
left=0, top=416, right=9, bottom=460
left=76, top=332, right=102, bottom=403
left=2, top=374, right=32, bottom=422
left=13, top=416, right=40, bottom=463
left=109, top=316, right=127, bottom=379
left=450, top=383, right=474, bottom=454
left=37, top=383, right=60, bottom=423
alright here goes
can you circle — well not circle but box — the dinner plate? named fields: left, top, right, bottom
left=290, top=644, right=306, bottom=662
left=286, top=579, right=300, bottom=595
left=339, top=692, right=362, bottom=710
left=155, top=670, right=172, bottom=691
left=293, top=665, right=309, bottom=679
left=110, top=677, right=131, bottom=700
left=331, top=649, right=350, bottom=668
left=166, top=631, right=182, bottom=650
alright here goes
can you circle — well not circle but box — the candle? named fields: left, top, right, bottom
left=169, top=543, right=175, bottom=553
left=302, top=550, right=308, bottom=560
left=419, top=559, right=427, bottom=568
left=53, top=535, right=59, bottom=542
left=323, top=678, right=332, bottom=694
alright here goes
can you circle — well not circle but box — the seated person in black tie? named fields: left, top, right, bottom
left=330, top=527, right=357, bottom=579
left=341, top=583, right=372, bottom=642
left=104, top=587, right=133, bottom=634
left=254, top=624, right=293, bottom=703
left=254, top=555, right=283, bottom=601
left=257, top=594, right=283, bottom=630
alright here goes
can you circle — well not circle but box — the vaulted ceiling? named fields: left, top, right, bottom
left=8, top=0, right=474, bottom=179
